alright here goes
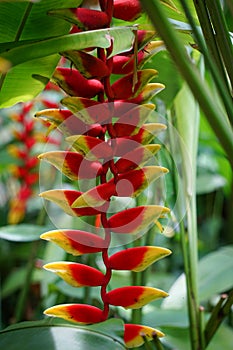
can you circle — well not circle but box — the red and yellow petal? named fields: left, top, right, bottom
left=66, top=135, right=113, bottom=160
left=52, top=67, right=103, bottom=98
left=127, top=123, right=166, bottom=145
left=113, top=0, right=142, bottom=22
left=49, top=8, right=109, bottom=31
left=44, top=262, right=105, bottom=287
left=61, top=50, right=110, bottom=79
left=115, top=144, right=161, bottom=173
left=39, top=189, right=109, bottom=216
left=61, top=97, right=110, bottom=124
left=108, top=205, right=170, bottom=234
left=115, top=166, right=168, bottom=198
left=111, top=70, right=158, bottom=100
left=127, top=83, right=165, bottom=104
left=44, top=304, right=105, bottom=324
left=105, top=286, right=168, bottom=309
left=38, top=151, right=103, bottom=181
left=40, top=229, right=105, bottom=255
left=113, top=103, right=154, bottom=137
left=124, top=324, right=164, bottom=348
left=109, top=246, right=171, bottom=272
left=71, top=182, right=116, bottom=208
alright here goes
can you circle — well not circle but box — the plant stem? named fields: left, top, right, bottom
left=193, top=0, right=229, bottom=91
left=205, top=290, right=233, bottom=346
left=15, top=240, right=40, bottom=322
left=179, top=0, right=233, bottom=125
left=140, top=0, right=233, bottom=169
left=205, top=0, right=233, bottom=90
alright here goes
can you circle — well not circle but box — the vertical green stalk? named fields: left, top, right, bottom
left=205, top=0, right=233, bottom=89
left=140, top=0, right=233, bottom=169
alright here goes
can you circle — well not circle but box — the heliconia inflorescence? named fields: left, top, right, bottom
left=38, top=1, right=171, bottom=348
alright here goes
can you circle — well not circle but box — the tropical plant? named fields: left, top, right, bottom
left=0, top=1, right=232, bottom=350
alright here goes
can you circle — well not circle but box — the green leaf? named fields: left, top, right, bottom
left=0, top=224, right=51, bottom=242
left=196, top=173, right=226, bottom=194
left=162, top=245, right=233, bottom=309
left=1, top=267, right=42, bottom=299
left=0, top=28, right=134, bottom=108
left=0, top=319, right=125, bottom=350
left=0, top=0, right=80, bottom=107
left=161, top=324, right=233, bottom=350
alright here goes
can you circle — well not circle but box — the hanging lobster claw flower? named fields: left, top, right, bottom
left=105, top=286, right=168, bottom=309
left=61, top=50, right=110, bottom=79
left=124, top=324, right=164, bottom=348
left=108, top=205, right=170, bottom=234
left=113, top=0, right=142, bottom=21
left=109, top=246, right=171, bottom=272
left=44, top=304, right=105, bottom=324
left=61, top=97, right=110, bottom=124
left=44, top=262, right=105, bottom=287
left=52, top=67, right=103, bottom=98
left=40, top=229, right=106, bottom=255
left=66, top=135, right=113, bottom=160
left=111, top=69, right=158, bottom=100
left=48, top=8, right=109, bottom=30
left=38, top=151, right=103, bottom=181
left=115, top=144, right=161, bottom=173
left=39, top=189, right=109, bottom=216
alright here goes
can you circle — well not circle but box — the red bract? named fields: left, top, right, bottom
left=113, top=0, right=142, bottom=21
left=124, top=324, right=164, bottom=348
left=49, top=8, right=109, bottom=30
left=41, top=229, right=106, bottom=255
left=38, top=2, right=171, bottom=348
left=44, top=304, right=105, bottom=324
left=52, top=67, right=103, bottom=98
left=61, top=50, right=110, bottom=79
left=44, top=262, right=105, bottom=287
left=39, top=151, right=103, bottom=181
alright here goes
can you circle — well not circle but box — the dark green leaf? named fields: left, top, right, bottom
left=0, top=319, right=125, bottom=350
left=0, top=224, right=51, bottom=242
left=0, top=0, right=80, bottom=107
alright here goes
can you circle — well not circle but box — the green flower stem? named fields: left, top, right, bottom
left=15, top=240, right=40, bottom=322
left=140, top=0, right=233, bottom=169
left=152, top=333, right=165, bottom=350
left=15, top=206, right=47, bottom=322
left=179, top=0, right=233, bottom=125
left=205, top=0, right=233, bottom=90
left=205, top=290, right=233, bottom=346
left=192, top=0, right=229, bottom=91
left=199, top=306, right=206, bottom=350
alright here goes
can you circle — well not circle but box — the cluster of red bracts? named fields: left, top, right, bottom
left=7, top=103, right=42, bottom=224
left=37, top=1, right=171, bottom=348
